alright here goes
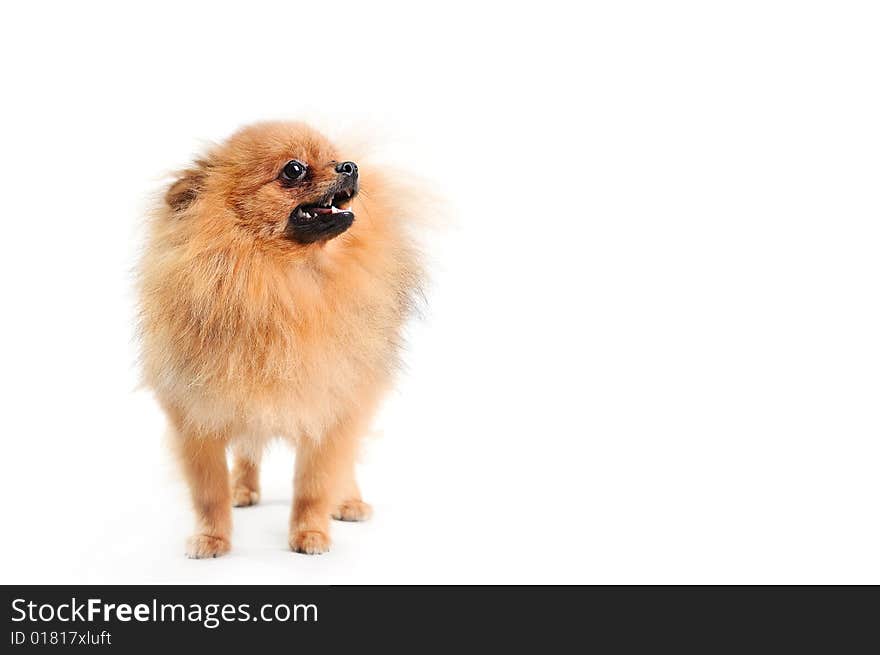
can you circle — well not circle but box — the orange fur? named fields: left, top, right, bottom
left=137, top=122, right=423, bottom=557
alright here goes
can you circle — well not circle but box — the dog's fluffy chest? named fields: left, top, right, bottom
left=149, top=256, right=403, bottom=440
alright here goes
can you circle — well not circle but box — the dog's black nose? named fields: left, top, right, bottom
left=335, top=161, right=358, bottom=177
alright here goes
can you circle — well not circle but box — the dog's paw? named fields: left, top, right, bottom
left=232, top=485, right=260, bottom=508
left=186, top=534, right=231, bottom=559
left=332, top=500, right=373, bottom=522
left=289, top=530, right=331, bottom=555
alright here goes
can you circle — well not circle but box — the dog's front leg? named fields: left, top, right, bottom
left=288, top=422, right=361, bottom=554
left=173, top=428, right=232, bottom=559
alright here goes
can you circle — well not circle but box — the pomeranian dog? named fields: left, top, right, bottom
left=137, top=121, right=423, bottom=557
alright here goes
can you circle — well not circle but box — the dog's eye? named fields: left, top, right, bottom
left=281, top=160, right=307, bottom=182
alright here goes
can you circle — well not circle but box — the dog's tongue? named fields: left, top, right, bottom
left=314, top=206, right=350, bottom=215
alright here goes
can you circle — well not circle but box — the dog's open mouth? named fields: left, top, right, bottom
left=286, top=189, right=357, bottom=244
left=291, top=189, right=356, bottom=224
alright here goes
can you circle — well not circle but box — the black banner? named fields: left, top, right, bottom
left=1, top=586, right=876, bottom=651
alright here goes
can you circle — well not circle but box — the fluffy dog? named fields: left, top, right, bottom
left=137, top=121, right=423, bottom=557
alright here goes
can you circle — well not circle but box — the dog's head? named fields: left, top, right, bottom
left=165, top=122, right=359, bottom=247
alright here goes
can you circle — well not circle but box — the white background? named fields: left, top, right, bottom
left=1, top=1, right=878, bottom=584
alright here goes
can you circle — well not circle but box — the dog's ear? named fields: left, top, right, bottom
left=165, top=165, right=206, bottom=213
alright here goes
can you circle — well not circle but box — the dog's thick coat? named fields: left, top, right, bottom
left=137, top=122, right=423, bottom=556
